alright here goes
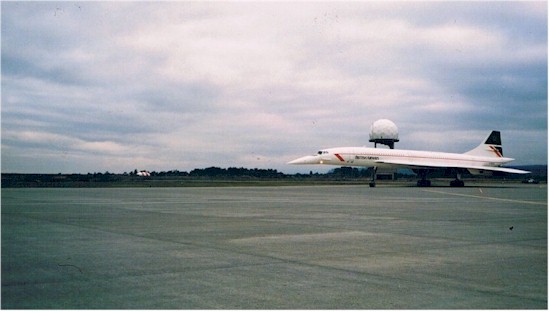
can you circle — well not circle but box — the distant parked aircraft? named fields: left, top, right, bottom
left=289, top=130, right=529, bottom=187
left=137, top=170, right=151, bottom=177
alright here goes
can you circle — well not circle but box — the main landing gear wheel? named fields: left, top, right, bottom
left=417, top=180, right=431, bottom=187
left=416, top=169, right=431, bottom=187
left=450, top=179, right=465, bottom=187
left=450, top=172, right=465, bottom=187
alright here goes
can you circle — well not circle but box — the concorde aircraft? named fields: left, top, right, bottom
left=288, top=131, right=530, bottom=187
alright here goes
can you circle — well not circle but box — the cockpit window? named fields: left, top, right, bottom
left=317, top=150, right=328, bottom=155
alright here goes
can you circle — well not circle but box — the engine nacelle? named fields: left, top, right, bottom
left=467, top=168, right=492, bottom=176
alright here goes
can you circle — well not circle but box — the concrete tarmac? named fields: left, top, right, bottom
left=2, top=184, right=547, bottom=309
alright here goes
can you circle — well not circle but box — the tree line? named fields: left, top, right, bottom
left=2, top=165, right=544, bottom=188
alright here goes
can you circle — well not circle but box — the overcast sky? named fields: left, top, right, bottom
left=2, top=1, right=547, bottom=174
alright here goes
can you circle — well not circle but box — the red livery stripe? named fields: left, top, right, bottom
left=489, top=146, right=503, bottom=157
left=335, top=153, right=345, bottom=162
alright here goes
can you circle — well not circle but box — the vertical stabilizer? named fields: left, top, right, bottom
left=464, top=131, right=504, bottom=158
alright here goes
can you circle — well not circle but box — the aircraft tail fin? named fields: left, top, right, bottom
left=464, top=131, right=504, bottom=158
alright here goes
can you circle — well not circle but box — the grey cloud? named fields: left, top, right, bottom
left=1, top=2, right=546, bottom=173
left=137, top=82, right=221, bottom=114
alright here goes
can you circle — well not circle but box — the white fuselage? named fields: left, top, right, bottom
left=288, top=131, right=529, bottom=181
left=293, top=147, right=513, bottom=171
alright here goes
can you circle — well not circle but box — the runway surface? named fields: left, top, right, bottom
left=2, top=184, right=547, bottom=308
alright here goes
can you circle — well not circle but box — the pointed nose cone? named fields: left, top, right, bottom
left=288, top=155, right=320, bottom=165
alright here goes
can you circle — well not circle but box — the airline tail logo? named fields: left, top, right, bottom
left=489, top=145, right=503, bottom=157
left=485, top=131, right=502, bottom=145
left=485, top=131, right=504, bottom=157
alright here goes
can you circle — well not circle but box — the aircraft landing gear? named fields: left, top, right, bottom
left=450, top=172, right=465, bottom=187
left=369, top=166, right=377, bottom=187
left=450, top=179, right=465, bottom=187
left=416, top=169, right=431, bottom=187
left=417, top=179, right=431, bottom=187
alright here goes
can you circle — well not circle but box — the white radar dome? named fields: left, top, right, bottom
left=370, top=119, right=399, bottom=141
left=369, top=119, right=399, bottom=148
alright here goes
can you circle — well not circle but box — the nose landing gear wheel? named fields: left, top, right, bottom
left=369, top=166, right=377, bottom=187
